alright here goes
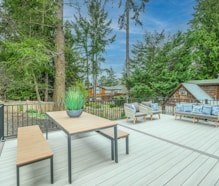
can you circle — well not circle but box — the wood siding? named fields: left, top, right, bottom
left=166, top=85, right=197, bottom=105
left=200, top=85, right=219, bottom=100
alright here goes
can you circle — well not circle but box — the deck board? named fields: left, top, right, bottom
left=1, top=114, right=219, bottom=185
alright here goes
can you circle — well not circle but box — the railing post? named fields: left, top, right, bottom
left=0, top=104, right=4, bottom=142
left=205, top=99, right=208, bottom=104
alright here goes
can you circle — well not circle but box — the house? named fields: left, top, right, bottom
left=88, top=85, right=127, bottom=100
left=165, top=78, right=219, bottom=106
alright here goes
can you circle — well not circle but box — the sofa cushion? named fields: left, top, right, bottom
left=150, top=103, right=159, bottom=111
left=192, top=105, right=203, bottom=114
left=182, top=103, right=193, bottom=112
left=202, top=105, right=212, bottom=115
left=175, top=103, right=183, bottom=112
left=212, top=106, right=219, bottom=116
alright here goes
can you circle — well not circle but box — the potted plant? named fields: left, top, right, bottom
left=64, top=84, right=86, bottom=117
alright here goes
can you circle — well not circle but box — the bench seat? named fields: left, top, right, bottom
left=16, top=125, right=54, bottom=186
left=97, top=128, right=129, bottom=160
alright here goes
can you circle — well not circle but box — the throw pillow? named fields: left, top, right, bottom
left=212, top=106, right=219, bottom=116
left=150, top=103, right=158, bottom=111
left=182, top=103, right=193, bottom=112
left=192, top=105, right=203, bottom=114
left=132, top=102, right=139, bottom=112
left=202, top=105, right=212, bottom=115
left=130, top=104, right=136, bottom=112
left=175, top=103, right=183, bottom=112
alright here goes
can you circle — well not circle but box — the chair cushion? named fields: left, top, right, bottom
left=212, top=106, right=219, bottom=116
left=150, top=103, right=158, bottom=111
left=141, top=101, right=151, bottom=107
left=182, top=103, right=193, bottom=112
left=202, top=105, right=212, bottom=115
left=192, top=105, right=202, bottom=114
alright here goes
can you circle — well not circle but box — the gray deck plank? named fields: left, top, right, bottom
left=199, top=160, right=219, bottom=186
left=1, top=114, right=219, bottom=186
left=164, top=154, right=208, bottom=186
left=182, top=158, right=218, bottom=186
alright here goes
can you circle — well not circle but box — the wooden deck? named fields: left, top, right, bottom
left=1, top=114, right=219, bottom=186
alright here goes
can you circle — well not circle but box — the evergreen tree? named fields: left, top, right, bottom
left=99, top=67, right=118, bottom=86
left=188, top=0, right=219, bottom=79
left=72, top=0, right=115, bottom=101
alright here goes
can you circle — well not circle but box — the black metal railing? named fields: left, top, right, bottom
left=3, top=102, right=64, bottom=138
left=1, top=98, right=218, bottom=138
left=0, top=104, right=4, bottom=141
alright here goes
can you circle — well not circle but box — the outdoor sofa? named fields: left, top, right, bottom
left=174, top=103, right=219, bottom=127
left=124, top=102, right=161, bottom=124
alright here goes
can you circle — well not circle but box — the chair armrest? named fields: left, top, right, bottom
left=124, top=104, right=136, bottom=119
left=139, top=104, right=153, bottom=115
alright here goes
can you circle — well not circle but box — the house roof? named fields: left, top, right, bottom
left=103, top=85, right=126, bottom=91
left=182, top=83, right=213, bottom=101
left=187, top=79, right=219, bottom=85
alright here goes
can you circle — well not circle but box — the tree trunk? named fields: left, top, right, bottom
left=44, top=72, right=48, bottom=102
left=32, top=72, right=41, bottom=102
left=53, top=0, right=65, bottom=109
left=125, top=0, right=130, bottom=77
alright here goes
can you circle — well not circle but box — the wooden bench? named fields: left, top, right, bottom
left=16, top=125, right=54, bottom=186
left=97, top=128, right=129, bottom=160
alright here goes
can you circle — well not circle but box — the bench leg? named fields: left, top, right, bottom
left=50, top=157, right=54, bottom=184
left=17, top=166, right=20, bottom=186
left=111, top=139, right=114, bottom=160
left=126, top=136, right=129, bottom=154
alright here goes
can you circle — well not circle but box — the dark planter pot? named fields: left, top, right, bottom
left=66, top=109, right=83, bottom=118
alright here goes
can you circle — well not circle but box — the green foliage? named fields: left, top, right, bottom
left=1, top=38, right=51, bottom=101
left=64, top=22, right=84, bottom=87
left=26, top=109, right=45, bottom=119
left=188, top=0, right=219, bottom=79
left=72, top=0, right=116, bottom=100
left=113, top=96, right=126, bottom=106
left=129, top=30, right=195, bottom=98
left=86, top=102, right=102, bottom=109
left=118, top=0, right=149, bottom=29
left=129, top=84, right=153, bottom=98
left=99, top=67, right=119, bottom=86
left=64, top=85, right=85, bottom=110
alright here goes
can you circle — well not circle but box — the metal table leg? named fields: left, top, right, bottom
left=114, top=125, right=118, bottom=163
left=68, top=135, right=72, bottom=183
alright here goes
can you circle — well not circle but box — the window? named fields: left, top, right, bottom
left=179, top=88, right=187, bottom=95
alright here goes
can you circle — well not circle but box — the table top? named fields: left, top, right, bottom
left=46, top=111, right=117, bottom=134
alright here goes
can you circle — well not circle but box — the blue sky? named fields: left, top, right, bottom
left=64, top=0, right=197, bottom=78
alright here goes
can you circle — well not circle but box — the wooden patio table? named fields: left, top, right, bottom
left=45, top=111, right=118, bottom=184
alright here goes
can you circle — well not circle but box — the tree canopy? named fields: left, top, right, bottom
left=0, top=0, right=218, bottom=101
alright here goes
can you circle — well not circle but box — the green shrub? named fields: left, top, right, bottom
left=113, top=96, right=126, bottom=106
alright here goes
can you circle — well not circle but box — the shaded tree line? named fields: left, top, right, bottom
left=0, top=0, right=218, bottom=101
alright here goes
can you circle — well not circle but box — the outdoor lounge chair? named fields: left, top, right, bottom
left=124, top=103, right=147, bottom=124
left=140, top=102, right=161, bottom=120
